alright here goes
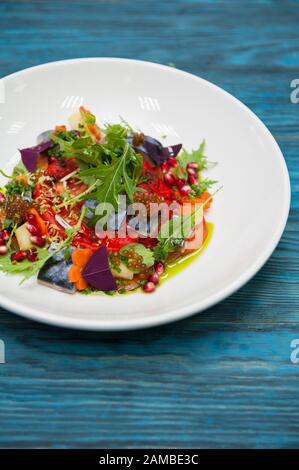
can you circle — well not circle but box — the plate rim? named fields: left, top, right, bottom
left=0, top=57, right=291, bottom=330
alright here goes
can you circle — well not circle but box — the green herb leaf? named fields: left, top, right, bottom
left=0, top=247, right=49, bottom=280
left=51, top=133, right=101, bottom=166
left=50, top=131, right=76, bottom=153
left=84, top=112, right=96, bottom=126
left=177, top=140, right=207, bottom=171
left=154, top=186, right=222, bottom=261
left=12, top=161, right=28, bottom=177
left=190, top=178, right=217, bottom=197
left=3, top=218, right=13, bottom=230
left=120, top=243, right=155, bottom=268
left=154, top=205, right=203, bottom=261
left=5, top=178, right=34, bottom=197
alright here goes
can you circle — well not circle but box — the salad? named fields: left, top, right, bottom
left=0, top=106, right=217, bottom=295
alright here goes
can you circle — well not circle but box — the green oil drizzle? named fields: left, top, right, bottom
left=160, top=222, right=214, bottom=283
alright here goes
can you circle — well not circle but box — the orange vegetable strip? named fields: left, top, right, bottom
left=76, top=277, right=89, bottom=291
left=195, top=191, right=212, bottom=210
left=28, top=207, right=48, bottom=236
left=15, top=175, right=28, bottom=185
left=68, top=265, right=82, bottom=283
left=71, top=248, right=93, bottom=268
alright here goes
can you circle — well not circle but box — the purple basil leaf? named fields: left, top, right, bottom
left=129, top=134, right=182, bottom=165
left=82, top=246, right=117, bottom=291
left=162, top=143, right=182, bottom=159
left=143, top=137, right=164, bottom=165
left=20, top=141, right=52, bottom=172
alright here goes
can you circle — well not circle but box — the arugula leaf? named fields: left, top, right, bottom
left=120, top=243, right=155, bottom=268
left=79, top=140, right=142, bottom=208
left=104, top=123, right=129, bottom=141
left=76, top=162, right=97, bottom=186
left=52, top=124, right=142, bottom=208
left=119, top=116, right=134, bottom=134
left=154, top=205, right=203, bottom=261
left=72, top=136, right=93, bottom=150
left=177, top=140, right=207, bottom=170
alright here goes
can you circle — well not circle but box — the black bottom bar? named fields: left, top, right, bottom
left=1, top=449, right=299, bottom=466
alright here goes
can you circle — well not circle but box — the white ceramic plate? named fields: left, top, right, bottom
left=0, top=58, right=290, bottom=330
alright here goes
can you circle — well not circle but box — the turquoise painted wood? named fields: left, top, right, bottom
left=0, top=0, right=299, bottom=449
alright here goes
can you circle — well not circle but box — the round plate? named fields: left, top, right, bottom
left=0, top=58, right=290, bottom=330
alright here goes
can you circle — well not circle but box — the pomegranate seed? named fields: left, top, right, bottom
left=187, top=166, right=197, bottom=177
left=27, top=251, right=38, bottom=262
left=0, top=246, right=7, bottom=256
left=143, top=281, right=156, bottom=293
left=161, top=161, right=168, bottom=172
left=0, top=193, right=5, bottom=204
left=148, top=272, right=159, bottom=285
left=30, top=235, right=46, bottom=247
left=187, top=162, right=199, bottom=170
left=176, top=178, right=186, bottom=189
left=11, top=251, right=27, bottom=262
left=27, top=213, right=37, bottom=224
left=168, top=156, right=177, bottom=168
left=164, top=172, right=176, bottom=187
left=179, top=184, right=191, bottom=196
left=154, top=261, right=165, bottom=274
left=188, top=175, right=198, bottom=186
left=26, top=222, right=40, bottom=235
left=0, top=229, right=10, bottom=241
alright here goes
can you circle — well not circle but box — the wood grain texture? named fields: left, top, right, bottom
left=0, top=0, right=299, bottom=449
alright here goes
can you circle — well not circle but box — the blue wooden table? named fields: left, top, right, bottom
left=0, top=0, right=298, bottom=449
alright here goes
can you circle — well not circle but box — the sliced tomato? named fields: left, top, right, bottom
left=34, top=183, right=46, bottom=199
left=71, top=236, right=100, bottom=251
left=46, top=157, right=78, bottom=181
left=68, top=179, right=87, bottom=196
left=41, top=208, right=66, bottom=238
left=105, top=234, right=138, bottom=252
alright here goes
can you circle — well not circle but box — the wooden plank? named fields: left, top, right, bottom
left=0, top=322, right=299, bottom=448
